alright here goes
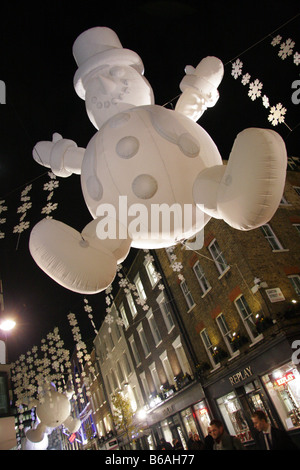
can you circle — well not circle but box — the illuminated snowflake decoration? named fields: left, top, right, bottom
left=262, top=95, right=270, bottom=108
left=241, top=73, right=251, bottom=86
left=293, top=52, right=300, bottom=66
left=271, top=35, right=282, bottom=47
left=248, top=79, right=263, bottom=101
left=268, top=103, right=287, bottom=126
left=278, top=38, right=295, bottom=60
left=231, top=59, right=243, bottom=79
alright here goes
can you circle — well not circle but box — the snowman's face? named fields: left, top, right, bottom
left=85, top=65, right=154, bottom=129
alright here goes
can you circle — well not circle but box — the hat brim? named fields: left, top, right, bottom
left=74, top=48, right=144, bottom=99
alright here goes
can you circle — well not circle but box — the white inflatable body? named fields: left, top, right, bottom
left=24, top=388, right=81, bottom=449
left=29, top=27, right=287, bottom=294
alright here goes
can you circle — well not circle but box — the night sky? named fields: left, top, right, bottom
left=0, top=1, right=299, bottom=362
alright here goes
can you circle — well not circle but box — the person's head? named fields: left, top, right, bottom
left=251, top=410, right=269, bottom=432
left=194, top=433, right=199, bottom=441
left=209, top=419, right=224, bottom=440
left=188, top=431, right=193, bottom=439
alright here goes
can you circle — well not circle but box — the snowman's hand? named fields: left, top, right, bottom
left=175, top=57, right=224, bottom=121
left=33, top=133, right=84, bottom=177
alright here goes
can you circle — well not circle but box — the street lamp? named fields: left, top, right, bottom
left=0, top=319, right=16, bottom=331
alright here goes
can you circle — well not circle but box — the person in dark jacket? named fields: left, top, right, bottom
left=210, top=419, right=245, bottom=450
left=156, top=437, right=173, bottom=450
left=186, top=432, right=195, bottom=450
left=251, top=410, right=298, bottom=450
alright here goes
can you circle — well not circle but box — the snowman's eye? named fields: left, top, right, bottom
left=109, top=66, right=125, bottom=78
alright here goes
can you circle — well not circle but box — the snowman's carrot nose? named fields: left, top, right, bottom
left=97, top=75, right=116, bottom=94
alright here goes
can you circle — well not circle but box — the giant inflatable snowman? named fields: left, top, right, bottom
left=24, top=386, right=81, bottom=449
left=29, top=27, right=287, bottom=294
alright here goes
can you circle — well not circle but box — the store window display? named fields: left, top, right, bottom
left=262, top=362, right=300, bottom=431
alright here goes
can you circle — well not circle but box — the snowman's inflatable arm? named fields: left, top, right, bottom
left=175, top=56, right=224, bottom=122
left=33, top=133, right=85, bottom=177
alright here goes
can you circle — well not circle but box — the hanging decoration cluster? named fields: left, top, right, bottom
left=10, top=327, right=72, bottom=434
left=102, top=250, right=167, bottom=332
left=0, top=171, right=59, bottom=244
left=83, top=297, right=98, bottom=335
left=13, top=184, right=32, bottom=236
left=41, top=171, right=59, bottom=218
left=67, top=311, right=95, bottom=404
left=270, top=34, right=299, bottom=64
left=230, top=31, right=298, bottom=127
left=231, top=57, right=287, bottom=126
left=0, top=199, right=7, bottom=239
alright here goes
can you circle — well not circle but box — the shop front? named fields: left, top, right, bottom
left=141, top=380, right=212, bottom=449
left=203, top=333, right=300, bottom=448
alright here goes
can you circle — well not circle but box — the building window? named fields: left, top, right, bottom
left=288, top=274, right=300, bottom=295
left=216, top=313, right=239, bottom=357
left=140, top=371, right=151, bottom=401
left=193, top=261, right=211, bottom=295
left=200, top=329, right=220, bottom=368
left=159, top=350, right=175, bottom=386
left=165, top=247, right=176, bottom=263
left=137, top=324, right=151, bottom=357
left=293, top=224, right=300, bottom=235
left=134, top=273, right=147, bottom=301
left=149, top=362, right=161, bottom=393
left=172, top=336, right=192, bottom=376
left=293, top=186, right=300, bottom=196
left=123, top=352, right=132, bottom=377
left=156, top=292, right=175, bottom=332
left=262, top=362, right=300, bottom=431
left=208, top=239, right=229, bottom=276
left=180, top=279, right=195, bottom=310
left=126, top=292, right=138, bottom=318
left=234, top=295, right=262, bottom=342
left=111, top=369, right=119, bottom=391
left=146, top=309, right=162, bottom=347
left=119, top=303, right=129, bottom=329
left=144, top=259, right=160, bottom=287
left=217, top=391, right=253, bottom=443
left=129, top=335, right=141, bottom=366
left=116, top=360, right=125, bottom=384
left=260, top=224, right=284, bottom=250
left=108, top=331, right=115, bottom=350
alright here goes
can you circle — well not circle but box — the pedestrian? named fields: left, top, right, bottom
left=204, top=426, right=214, bottom=450
left=186, top=431, right=194, bottom=450
left=251, top=410, right=298, bottom=450
left=192, top=433, right=204, bottom=450
left=209, top=419, right=245, bottom=450
left=156, top=437, right=173, bottom=450
left=172, top=438, right=184, bottom=450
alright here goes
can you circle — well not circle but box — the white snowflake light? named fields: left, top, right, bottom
left=262, top=95, right=270, bottom=108
left=268, top=103, right=287, bottom=126
left=248, top=79, right=263, bottom=101
left=278, top=38, right=295, bottom=60
left=293, top=52, right=300, bottom=66
left=241, top=73, right=251, bottom=86
left=231, top=59, right=243, bottom=79
left=271, top=35, right=282, bottom=47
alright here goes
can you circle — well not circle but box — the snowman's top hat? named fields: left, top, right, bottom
left=73, top=27, right=144, bottom=99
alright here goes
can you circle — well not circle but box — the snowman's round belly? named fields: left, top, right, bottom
left=81, top=105, right=222, bottom=244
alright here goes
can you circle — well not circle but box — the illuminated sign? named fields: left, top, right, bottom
left=69, top=433, right=76, bottom=443
left=275, top=372, right=295, bottom=387
left=198, top=408, right=208, bottom=416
